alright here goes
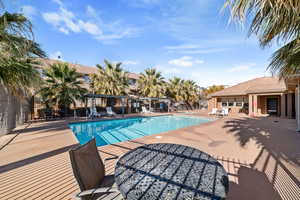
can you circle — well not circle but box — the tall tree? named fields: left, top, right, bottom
left=180, top=80, right=200, bottom=109
left=91, top=60, right=129, bottom=96
left=203, top=85, right=225, bottom=96
left=138, top=68, right=165, bottom=97
left=224, top=0, right=300, bottom=79
left=0, top=12, right=46, bottom=94
left=167, top=77, right=183, bottom=102
left=40, top=62, right=87, bottom=115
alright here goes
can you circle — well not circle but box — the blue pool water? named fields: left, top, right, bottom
left=69, top=115, right=212, bottom=147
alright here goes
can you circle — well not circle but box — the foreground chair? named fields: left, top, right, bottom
left=106, top=107, right=117, bottom=117
left=69, top=139, right=122, bottom=200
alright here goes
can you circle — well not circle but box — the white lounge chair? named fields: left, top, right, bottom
left=89, top=107, right=101, bottom=118
left=141, top=106, right=152, bottom=114
left=208, top=108, right=218, bottom=115
left=218, top=108, right=229, bottom=116
left=106, top=107, right=117, bottom=116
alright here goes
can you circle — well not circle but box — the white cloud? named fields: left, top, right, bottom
left=21, top=5, right=37, bottom=19
left=42, top=2, right=138, bottom=43
left=58, top=27, right=69, bottom=34
left=179, top=48, right=228, bottom=54
left=228, top=63, right=256, bottom=72
left=124, top=0, right=160, bottom=8
left=42, top=7, right=80, bottom=34
left=164, top=44, right=228, bottom=54
left=164, top=44, right=201, bottom=50
left=155, top=65, right=181, bottom=75
left=86, top=5, right=97, bottom=18
left=52, top=0, right=63, bottom=7
left=123, top=60, right=139, bottom=65
left=168, top=56, right=204, bottom=67
left=78, top=20, right=102, bottom=35
left=50, top=51, right=63, bottom=60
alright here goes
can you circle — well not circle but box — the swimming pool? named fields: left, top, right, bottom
left=69, top=115, right=212, bottom=147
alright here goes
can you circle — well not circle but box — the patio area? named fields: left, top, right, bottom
left=0, top=113, right=299, bottom=200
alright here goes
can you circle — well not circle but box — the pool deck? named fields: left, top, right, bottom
left=0, top=111, right=299, bottom=200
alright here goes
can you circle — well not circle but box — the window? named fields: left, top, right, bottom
left=235, top=98, right=243, bottom=107
left=236, top=102, right=243, bottom=107
left=37, top=68, right=46, bottom=78
left=129, top=79, right=136, bottom=86
left=228, top=98, right=234, bottom=107
left=83, top=75, right=90, bottom=83
left=222, top=102, right=228, bottom=107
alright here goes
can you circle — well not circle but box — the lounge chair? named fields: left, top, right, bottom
left=218, top=108, right=229, bottom=116
left=208, top=108, right=218, bottom=115
left=89, top=107, right=101, bottom=118
left=141, top=106, right=152, bottom=114
left=69, top=139, right=122, bottom=200
left=106, top=107, right=117, bottom=116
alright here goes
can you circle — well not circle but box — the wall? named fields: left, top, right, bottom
left=216, top=96, right=248, bottom=114
left=207, top=97, right=217, bottom=112
left=0, top=86, right=31, bottom=135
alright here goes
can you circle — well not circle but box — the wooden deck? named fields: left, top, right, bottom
left=0, top=113, right=299, bottom=199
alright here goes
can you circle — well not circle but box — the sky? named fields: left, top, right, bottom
left=7, top=0, right=279, bottom=87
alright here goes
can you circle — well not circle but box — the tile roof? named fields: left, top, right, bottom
left=36, top=58, right=140, bottom=79
left=210, top=77, right=287, bottom=97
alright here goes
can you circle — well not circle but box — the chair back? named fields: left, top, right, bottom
left=142, top=106, right=147, bottom=112
left=106, top=107, right=112, bottom=114
left=90, top=107, right=96, bottom=113
left=223, top=108, right=229, bottom=115
left=69, top=139, right=105, bottom=191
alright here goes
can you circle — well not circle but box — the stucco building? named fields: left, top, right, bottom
left=208, top=77, right=296, bottom=118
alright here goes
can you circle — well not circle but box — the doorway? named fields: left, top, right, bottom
left=267, top=98, right=279, bottom=115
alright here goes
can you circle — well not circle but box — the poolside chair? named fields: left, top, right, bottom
left=141, top=106, right=152, bottom=114
left=218, top=108, right=229, bottom=117
left=208, top=108, right=218, bottom=115
left=106, top=107, right=117, bottom=117
left=89, top=107, right=101, bottom=118
left=69, top=139, right=122, bottom=200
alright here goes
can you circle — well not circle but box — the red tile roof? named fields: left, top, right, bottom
left=210, top=77, right=287, bottom=97
left=36, top=58, right=140, bottom=79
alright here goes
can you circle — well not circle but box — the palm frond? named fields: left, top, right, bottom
left=268, top=38, right=300, bottom=79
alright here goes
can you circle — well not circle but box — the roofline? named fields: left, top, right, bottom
left=211, top=90, right=287, bottom=98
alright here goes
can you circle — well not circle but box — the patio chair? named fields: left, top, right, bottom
left=208, top=108, right=218, bottom=115
left=106, top=107, right=117, bottom=117
left=89, top=107, right=101, bottom=118
left=69, top=139, right=122, bottom=200
left=141, top=106, right=152, bottom=114
left=218, top=108, right=229, bottom=116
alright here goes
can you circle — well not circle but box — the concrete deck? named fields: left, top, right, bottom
left=0, top=112, right=299, bottom=200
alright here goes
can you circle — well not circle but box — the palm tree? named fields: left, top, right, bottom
left=40, top=62, right=87, bottom=116
left=203, top=85, right=225, bottom=96
left=0, top=12, right=46, bottom=94
left=180, top=80, right=200, bottom=109
left=90, top=60, right=129, bottom=106
left=91, top=60, right=129, bottom=96
left=223, top=0, right=300, bottom=79
left=138, top=68, right=166, bottom=98
left=167, top=77, right=183, bottom=102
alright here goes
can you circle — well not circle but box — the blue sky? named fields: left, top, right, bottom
left=7, top=0, right=277, bottom=87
